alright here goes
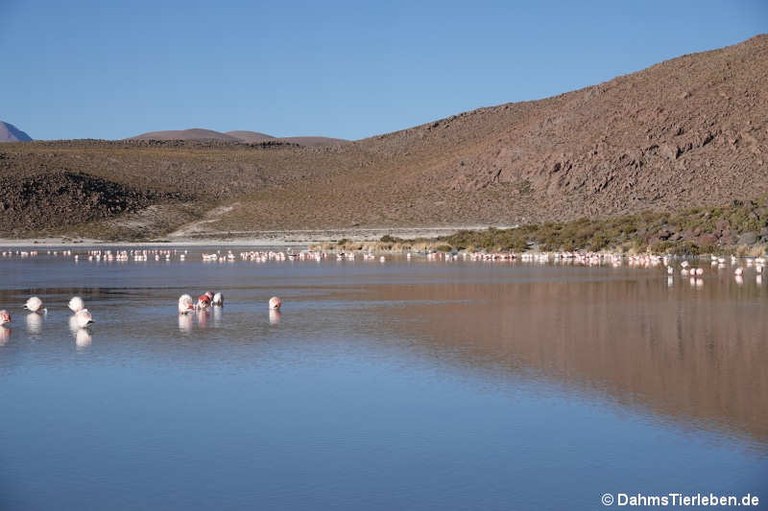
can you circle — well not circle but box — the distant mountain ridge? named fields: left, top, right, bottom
left=129, top=128, right=347, bottom=147
left=0, top=121, right=32, bottom=142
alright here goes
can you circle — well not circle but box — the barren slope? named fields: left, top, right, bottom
left=218, top=34, right=767, bottom=231
left=1, top=35, right=766, bottom=239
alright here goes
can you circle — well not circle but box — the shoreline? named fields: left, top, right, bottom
left=0, top=226, right=502, bottom=248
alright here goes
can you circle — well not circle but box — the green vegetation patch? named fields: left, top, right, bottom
left=435, top=198, right=768, bottom=255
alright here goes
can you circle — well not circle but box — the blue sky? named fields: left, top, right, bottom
left=2, top=0, right=766, bottom=141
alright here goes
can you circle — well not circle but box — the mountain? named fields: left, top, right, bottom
left=129, top=128, right=239, bottom=142
left=0, top=121, right=32, bottom=142
left=280, top=136, right=348, bottom=147
left=206, top=34, right=768, bottom=232
left=0, top=34, right=766, bottom=239
left=129, top=129, right=348, bottom=147
left=225, top=130, right=275, bottom=143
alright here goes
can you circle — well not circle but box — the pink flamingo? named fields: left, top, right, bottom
left=268, top=296, right=282, bottom=310
left=74, top=309, right=94, bottom=328
left=196, top=291, right=213, bottom=309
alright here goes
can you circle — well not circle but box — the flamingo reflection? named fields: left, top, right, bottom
left=74, top=328, right=92, bottom=349
left=0, top=326, right=11, bottom=346
left=26, top=313, right=43, bottom=334
left=178, top=313, right=193, bottom=334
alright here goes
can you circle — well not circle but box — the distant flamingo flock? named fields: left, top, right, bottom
left=0, top=246, right=764, bottom=341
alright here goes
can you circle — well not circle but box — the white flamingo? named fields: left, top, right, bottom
left=68, top=296, right=85, bottom=313
left=212, top=292, right=224, bottom=306
left=24, top=296, right=45, bottom=313
left=0, top=310, right=11, bottom=325
left=178, top=294, right=195, bottom=314
left=74, top=309, right=94, bottom=328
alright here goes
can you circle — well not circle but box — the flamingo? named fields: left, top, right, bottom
left=24, top=296, right=45, bottom=313
left=0, top=310, right=11, bottom=325
left=212, top=292, right=224, bottom=306
left=68, top=296, right=85, bottom=313
left=196, top=291, right=213, bottom=309
left=178, top=294, right=195, bottom=314
left=74, top=309, right=94, bottom=328
left=268, top=296, right=282, bottom=310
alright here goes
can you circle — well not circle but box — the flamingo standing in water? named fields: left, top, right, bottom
left=196, top=291, right=213, bottom=310
left=212, top=292, right=224, bottom=307
left=268, top=296, right=282, bottom=310
left=0, top=310, right=11, bottom=325
left=68, top=296, right=85, bottom=313
left=178, top=294, right=195, bottom=314
left=24, top=296, right=45, bottom=313
left=74, top=309, right=94, bottom=328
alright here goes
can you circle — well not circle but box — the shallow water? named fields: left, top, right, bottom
left=1, top=248, right=766, bottom=510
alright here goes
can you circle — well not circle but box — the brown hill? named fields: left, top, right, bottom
left=280, top=136, right=349, bottom=147
left=225, top=130, right=275, bottom=143
left=205, top=35, right=768, bottom=233
left=129, top=129, right=348, bottom=148
left=129, top=128, right=240, bottom=142
left=1, top=35, right=766, bottom=239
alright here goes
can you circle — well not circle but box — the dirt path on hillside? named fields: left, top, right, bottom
left=166, top=204, right=238, bottom=239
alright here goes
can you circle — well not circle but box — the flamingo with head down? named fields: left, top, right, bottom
left=24, top=296, right=45, bottom=313
left=178, top=294, right=195, bottom=314
left=74, top=309, right=94, bottom=328
left=268, top=296, right=282, bottom=310
left=196, top=291, right=214, bottom=310
left=68, top=296, right=85, bottom=313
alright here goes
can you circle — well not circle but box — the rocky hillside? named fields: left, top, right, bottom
left=0, top=35, right=766, bottom=239
left=213, top=34, right=768, bottom=232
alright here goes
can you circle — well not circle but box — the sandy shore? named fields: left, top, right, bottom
left=0, top=226, right=511, bottom=248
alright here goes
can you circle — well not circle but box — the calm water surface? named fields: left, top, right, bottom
left=1, top=248, right=766, bottom=510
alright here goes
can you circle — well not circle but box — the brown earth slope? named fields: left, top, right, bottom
left=0, top=35, right=766, bottom=239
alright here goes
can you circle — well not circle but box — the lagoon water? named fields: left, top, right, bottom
left=0, top=248, right=766, bottom=510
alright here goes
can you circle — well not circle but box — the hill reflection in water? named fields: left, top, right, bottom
left=346, top=269, right=768, bottom=443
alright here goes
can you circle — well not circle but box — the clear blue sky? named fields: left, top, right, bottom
left=2, top=0, right=766, bottom=141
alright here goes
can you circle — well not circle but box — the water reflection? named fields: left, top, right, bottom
left=26, top=312, right=43, bottom=335
left=361, top=273, right=768, bottom=442
left=196, top=309, right=209, bottom=329
left=178, top=313, right=193, bottom=334
left=269, top=309, right=282, bottom=325
left=0, top=326, right=10, bottom=345
left=74, top=328, right=92, bottom=349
